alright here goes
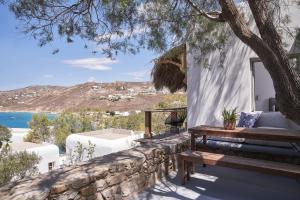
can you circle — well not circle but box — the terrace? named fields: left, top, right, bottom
left=134, top=165, right=300, bottom=200
left=1, top=124, right=299, bottom=200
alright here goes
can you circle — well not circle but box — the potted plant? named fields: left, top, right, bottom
left=222, top=108, right=237, bottom=130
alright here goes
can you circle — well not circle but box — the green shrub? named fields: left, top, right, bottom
left=0, top=125, right=11, bottom=148
left=25, top=113, right=51, bottom=143
left=0, top=125, right=40, bottom=186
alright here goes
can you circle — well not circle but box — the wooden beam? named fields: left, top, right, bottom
left=145, top=111, right=152, bottom=138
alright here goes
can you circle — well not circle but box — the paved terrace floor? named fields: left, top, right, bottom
left=132, top=164, right=300, bottom=200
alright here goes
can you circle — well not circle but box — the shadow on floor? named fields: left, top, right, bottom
left=132, top=165, right=300, bottom=200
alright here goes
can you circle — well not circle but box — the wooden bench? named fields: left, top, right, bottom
left=179, top=150, right=300, bottom=185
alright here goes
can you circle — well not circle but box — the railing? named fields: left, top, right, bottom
left=144, top=106, right=187, bottom=138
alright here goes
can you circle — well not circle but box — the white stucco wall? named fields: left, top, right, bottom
left=11, top=142, right=60, bottom=174
left=65, top=131, right=144, bottom=163
left=187, top=1, right=300, bottom=128
left=10, top=128, right=30, bottom=142
left=26, top=144, right=60, bottom=173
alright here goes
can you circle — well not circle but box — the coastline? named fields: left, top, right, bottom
left=0, top=110, right=58, bottom=114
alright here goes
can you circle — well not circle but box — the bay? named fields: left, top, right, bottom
left=0, top=112, right=56, bottom=128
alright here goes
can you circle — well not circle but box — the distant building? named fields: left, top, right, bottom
left=114, top=111, right=130, bottom=116
left=66, top=128, right=144, bottom=162
left=10, top=142, right=60, bottom=173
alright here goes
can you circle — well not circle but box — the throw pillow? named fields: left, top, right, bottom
left=237, top=111, right=262, bottom=128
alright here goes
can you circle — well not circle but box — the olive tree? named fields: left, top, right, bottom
left=4, top=0, right=300, bottom=122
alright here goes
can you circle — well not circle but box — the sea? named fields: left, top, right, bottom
left=0, top=112, right=56, bottom=128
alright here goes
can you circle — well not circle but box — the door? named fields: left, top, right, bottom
left=253, top=61, right=275, bottom=112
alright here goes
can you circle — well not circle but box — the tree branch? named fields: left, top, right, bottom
left=156, top=59, right=182, bottom=68
left=184, top=0, right=225, bottom=22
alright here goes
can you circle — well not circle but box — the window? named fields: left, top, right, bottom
left=48, top=162, right=55, bottom=171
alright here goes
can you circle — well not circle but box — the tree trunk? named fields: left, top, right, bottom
left=219, top=0, right=300, bottom=124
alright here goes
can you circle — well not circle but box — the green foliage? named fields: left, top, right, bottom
left=157, top=101, right=169, bottom=109
left=152, top=94, right=186, bottom=134
left=125, top=113, right=144, bottom=131
left=79, top=111, right=94, bottom=132
left=74, top=142, right=85, bottom=163
left=8, top=0, right=224, bottom=58
left=52, top=111, right=93, bottom=151
left=102, top=112, right=144, bottom=131
left=151, top=112, right=169, bottom=134
left=0, top=125, right=40, bottom=186
left=68, top=141, right=96, bottom=164
left=87, top=141, right=96, bottom=160
left=0, top=125, right=12, bottom=148
left=156, top=94, right=187, bottom=109
left=0, top=149, right=40, bottom=186
left=222, top=108, right=238, bottom=122
left=99, top=94, right=186, bottom=134
left=25, top=113, right=51, bottom=143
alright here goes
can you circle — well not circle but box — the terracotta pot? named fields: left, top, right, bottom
left=223, top=120, right=236, bottom=130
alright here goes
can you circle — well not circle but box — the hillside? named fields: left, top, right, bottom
left=0, top=82, right=174, bottom=112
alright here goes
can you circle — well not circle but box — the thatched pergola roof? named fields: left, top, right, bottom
left=151, top=44, right=187, bottom=93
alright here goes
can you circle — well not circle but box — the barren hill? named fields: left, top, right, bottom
left=0, top=82, right=170, bottom=112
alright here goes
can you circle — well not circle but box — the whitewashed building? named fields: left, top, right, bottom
left=66, top=128, right=144, bottom=162
left=10, top=128, right=30, bottom=142
left=187, top=1, right=300, bottom=128
left=10, top=142, right=60, bottom=174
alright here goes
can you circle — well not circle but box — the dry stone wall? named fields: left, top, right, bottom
left=0, top=133, right=190, bottom=200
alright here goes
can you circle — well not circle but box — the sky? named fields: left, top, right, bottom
left=0, top=6, right=158, bottom=91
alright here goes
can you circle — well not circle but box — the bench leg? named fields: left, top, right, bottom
left=187, top=161, right=192, bottom=181
left=164, top=155, right=169, bottom=176
left=171, top=154, right=176, bottom=171
left=179, top=158, right=186, bottom=185
left=190, top=162, right=195, bottom=174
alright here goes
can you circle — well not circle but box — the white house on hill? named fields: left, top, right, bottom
left=10, top=142, right=60, bottom=174
left=66, top=128, right=144, bottom=162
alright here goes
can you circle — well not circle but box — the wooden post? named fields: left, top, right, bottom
left=145, top=111, right=152, bottom=138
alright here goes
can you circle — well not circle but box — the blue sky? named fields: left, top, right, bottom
left=0, top=6, right=158, bottom=91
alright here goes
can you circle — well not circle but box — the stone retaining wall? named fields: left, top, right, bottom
left=0, top=133, right=190, bottom=200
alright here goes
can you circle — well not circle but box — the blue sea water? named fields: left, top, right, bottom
left=0, top=112, right=56, bottom=128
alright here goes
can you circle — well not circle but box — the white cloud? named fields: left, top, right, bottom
left=63, top=58, right=116, bottom=71
left=87, top=76, right=97, bottom=82
left=125, top=69, right=151, bottom=80
left=43, top=74, right=54, bottom=78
